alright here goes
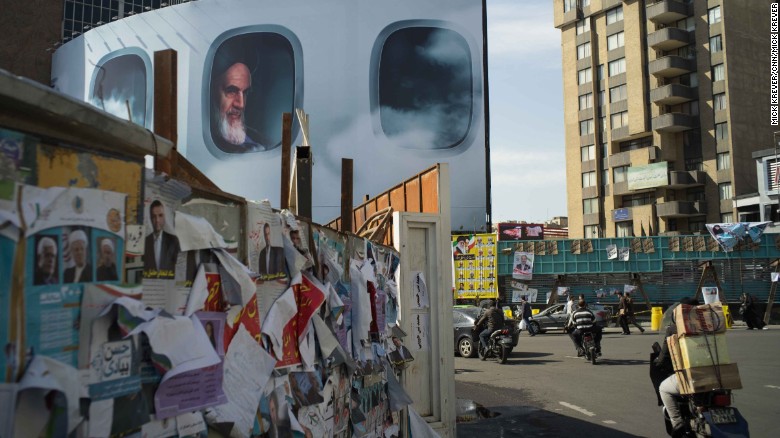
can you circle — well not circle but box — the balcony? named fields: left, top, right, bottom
left=650, top=83, right=696, bottom=105
left=647, top=0, right=690, bottom=25
left=652, top=112, right=697, bottom=133
left=648, top=27, right=691, bottom=51
left=656, top=201, right=707, bottom=218
left=560, top=7, right=582, bottom=27
left=649, top=56, right=695, bottom=78
left=609, top=146, right=659, bottom=168
left=668, top=170, right=705, bottom=188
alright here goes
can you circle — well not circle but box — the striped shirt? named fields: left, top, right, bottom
left=569, top=308, right=595, bottom=330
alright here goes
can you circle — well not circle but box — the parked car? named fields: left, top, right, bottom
left=453, top=306, right=519, bottom=358
left=526, top=303, right=612, bottom=334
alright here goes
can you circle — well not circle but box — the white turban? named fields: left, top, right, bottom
left=37, top=236, right=57, bottom=256
left=100, top=238, right=115, bottom=252
left=69, top=230, right=88, bottom=246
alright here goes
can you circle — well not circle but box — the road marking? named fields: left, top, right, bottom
left=602, top=420, right=617, bottom=424
left=766, top=385, right=780, bottom=390
left=559, top=401, right=596, bottom=417
left=564, top=356, right=582, bottom=359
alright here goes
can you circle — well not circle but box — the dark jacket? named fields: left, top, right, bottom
left=520, top=300, right=532, bottom=319
left=476, top=307, right=505, bottom=331
left=143, top=231, right=180, bottom=275
left=64, top=264, right=93, bottom=283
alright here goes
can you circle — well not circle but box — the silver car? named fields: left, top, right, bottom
left=526, top=303, right=612, bottom=334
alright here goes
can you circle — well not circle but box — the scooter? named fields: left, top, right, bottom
left=474, top=326, right=514, bottom=364
left=651, top=342, right=749, bottom=437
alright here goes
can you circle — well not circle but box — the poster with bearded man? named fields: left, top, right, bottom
left=208, top=32, right=298, bottom=154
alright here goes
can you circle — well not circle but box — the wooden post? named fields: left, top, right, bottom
left=765, top=259, right=779, bottom=324
left=153, top=49, right=177, bottom=175
left=631, top=273, right=653, bottom=314
left=695, top=261, right=725, bottom=303
left=280, top=113, right=292, bottom=209
left=295, top=146, right=312, bottom=219
left=341, top=158, right=353, bottom=233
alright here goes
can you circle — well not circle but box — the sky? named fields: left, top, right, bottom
left=486, top=0, right=567, bottom=224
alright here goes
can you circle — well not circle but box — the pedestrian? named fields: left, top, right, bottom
left=624, top=292, right=645, bottom=333
left=518, top=296, right=535, bottom=336
left=617, top=291, right=631, bottom=335
left=565, top=294, right=576, bottom=315
left=740, top=292, right=767, bottom=330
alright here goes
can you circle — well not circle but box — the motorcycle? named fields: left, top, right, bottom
left=581, top=330, right=599, bottom=365
left=473, top=326, right=514, bottom=364
left=650, top=342, right=749, bottom=437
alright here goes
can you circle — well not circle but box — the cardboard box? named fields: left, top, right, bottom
left=667, top=334, right=685, bottom=371
left=675, top=363, right=742, bottom=395
left=678, top=333, right=730, bottom=369
left=674, top=303, right=727, bottom=336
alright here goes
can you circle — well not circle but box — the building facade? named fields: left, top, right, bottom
left=554, top=0, right=775, bottom=238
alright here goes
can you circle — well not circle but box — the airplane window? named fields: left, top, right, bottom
left=377, top=27, right=473, bottom=150
left=90, top=53, right=148, bottom=127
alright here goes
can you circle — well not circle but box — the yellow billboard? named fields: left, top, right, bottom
left=452, top=233, right=497, bottom=299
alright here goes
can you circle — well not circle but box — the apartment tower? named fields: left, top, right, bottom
left=554, top=0, right=775, bottom=238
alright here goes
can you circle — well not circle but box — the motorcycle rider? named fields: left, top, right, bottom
left=475, top=299, right=505, bottom=360
left=652, top=297, right=700, bottom=437
left=566, top=299, right=602, bottom=356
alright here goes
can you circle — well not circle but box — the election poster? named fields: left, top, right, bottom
left=452, top=233, right=497, bottom=299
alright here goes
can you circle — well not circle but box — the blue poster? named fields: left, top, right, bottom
left=0, top=232, right=17, bottom=381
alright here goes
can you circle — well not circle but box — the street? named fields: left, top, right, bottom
left=454, top=326, right=778, bottom=437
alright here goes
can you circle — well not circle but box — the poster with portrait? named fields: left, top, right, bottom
left=452, top=233, right=497, bottom=299
left=247, top=200, right=286, bottom=281
left=706, top=222, right=771, bottom=252
left=497, top=223, right=544, bottom=241
left=701, top=287, right=720, bottom=304
left=512, top=251, right=534, bottom=281
left=142, top=171, right=190, bottom=281
left=20, top=185, right=126, bottom=368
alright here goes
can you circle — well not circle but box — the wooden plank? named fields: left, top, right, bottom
left=420, top=168, right=439, bottom=213
left=280, top=113, right=292, bottom=209
left=354, top=207, right=366, bottom=233
left=376, top=193, right=390, bottom=212
left=405, top=178, right=421, bottom=213
left=153, top=50, right=178, bottom=174
left=341, top=158, right=353, bottom=233
left=389, top=185, right=406, bottom=212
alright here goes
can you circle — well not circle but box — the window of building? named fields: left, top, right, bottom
left=718, top=182, right=732, bottom=200
left=608, top=58, right=626, bottom=77
left=580, top=119, right=594, bottom=135
left=583, top=198, right=599, bottom=214
left=721, top=213, right=734, bottom=223
left=607, top=31, right=625, bottom=51
left=712, top=63, right=725, bottom=81
left=676, top=16, right=695, bottom=32
left=598, top=90, right=605, bottom=107
left=576, top=19, right=591, bottom=35
left=680, top=72, right=698, bottom=87
left=579, top=93, right=593, bottom=110
left=582, top=0, right=591, bottom=7
left=584, top=225, right=599, bottom=238
left=582, top=171, right=597, bottom=187
left=564, top=0, right=578, bottom=13
left=613, top=166, right=628, bottom=183
left=581, top=144, right=596, bottom=161
left=606, top=6, right=623, bottom=25
left=716, top=152, right=731, bottom=170
left=689, top=219, right=706, bottom=233
left=602, top=169, right=609, bottom=186
left=609, top=84, right=627, bottom=102
left=601, top=142, right=609, bottom=157
left=672, top=100, right=699, bottom=116
left=622, top=192, right=653, bottom=207
left=600, top=115, right=607, bottom=132
left=713, top=93, right=727, bottom=111
left=710, top=35, right=723, bottom=54
left=619, top=137, right=652, bottom=152
left=715, top=122, right=728, bottom=141
left=616, top=222, right=633, bottom=237
left=610, top=111, right=628, bottom=129
left=687, top=188, right=705, bottom=202
left=596, top=64, right=605, bottom=82
left=578, top=67, right=592, bottom=85
left=708, top=6, right=721, bottom=25
left=577, top=42, right=591, bottom=59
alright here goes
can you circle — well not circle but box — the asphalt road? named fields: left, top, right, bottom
left=454, top=325, right=778, bottom=438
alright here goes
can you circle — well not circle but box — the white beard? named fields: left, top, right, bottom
left=219, top=113, right=247, bottom=145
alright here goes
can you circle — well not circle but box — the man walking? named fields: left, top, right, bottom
left=617, top=291, right=631, bottom=335
left=624, top=292, right=645, bottom=333
left=518, top=296, right=535, bottom=336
